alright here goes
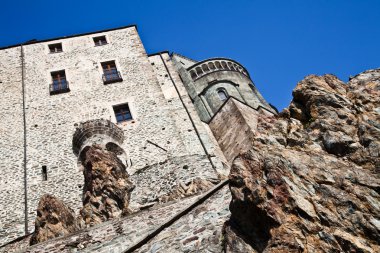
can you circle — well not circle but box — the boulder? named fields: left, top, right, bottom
left=30, top=194, right=80, bottom=245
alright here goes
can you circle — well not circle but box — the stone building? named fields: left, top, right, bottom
left=0, top=25, right=275, bottom=250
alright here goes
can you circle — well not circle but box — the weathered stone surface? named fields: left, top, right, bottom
left=80, top=145, right=135, bottom=226
left=225, top=70, right=380, bottom=252
left=158, top=177, right=216, bottom=203
left=1, top=184, right=230, bottom=253
left=30, top=194, right=80, bottom=245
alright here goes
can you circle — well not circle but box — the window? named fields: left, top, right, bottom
left=48, top=43, right=62, bottom=53
left=42, top=166, right=47, bottom=181
left=113, top=104, right=132, bottom=123
left=93, top=36, right=107, bottom=46
left=50, top=70, right=70, bottom=95
left=101, top=61, right=123, bottom=84
left=217, top=89, right=228, bottom=101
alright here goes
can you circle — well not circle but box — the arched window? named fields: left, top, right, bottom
left=208, top=62, right=216, bottom=70
left=202, top=64, right=210, bottom=72
left=196, top=67, right=203, bottom=75
left=228, top=62, right=235, bottom=70
left=215, top=61, right=222, bottom=69
left=190, top=70, right=197, bottom=80
left=217, top=89, right=228, bottom=101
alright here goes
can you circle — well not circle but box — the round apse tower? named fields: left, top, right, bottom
left=172, top=55, right=276, bottom=122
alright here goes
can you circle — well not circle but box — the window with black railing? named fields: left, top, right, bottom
left=101, top=61, right=123, bottom=84
left=50, top=70, right=70, bottom=95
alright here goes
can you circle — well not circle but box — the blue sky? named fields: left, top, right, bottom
left=1, top=0, right=379, bottom=110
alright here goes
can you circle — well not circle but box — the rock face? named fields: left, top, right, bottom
left=80, top=145, right=135, bottom=226
left=30, top=194, right=80, bottom=245
left=225, top=70, right=380, bottom=252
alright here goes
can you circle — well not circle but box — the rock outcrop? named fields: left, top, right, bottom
left=30, top=194, right=80, bottom=245
left=225, top=69, right=380, bottom=252
left=29, top=144, right=135, bottom=245
left=80, top=145, right=135, bottom=226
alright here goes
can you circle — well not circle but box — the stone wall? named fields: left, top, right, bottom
left=0, top=182, right=230, bottom=253
left=209, top=98, right=263, bottom=163
left=148, top=52, right=228, bottom=175
left=0, top=47, right=25, bottom=242
left=0, top=27, right=218, bottom=245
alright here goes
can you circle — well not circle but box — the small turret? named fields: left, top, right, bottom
left=172, top=54, right=276, bottom=122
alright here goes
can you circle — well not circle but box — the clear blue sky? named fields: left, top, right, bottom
left=1, top=0, right=379, bottom=110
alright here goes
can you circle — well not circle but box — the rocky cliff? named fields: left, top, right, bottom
left=224, top=69, right=380, bottom=252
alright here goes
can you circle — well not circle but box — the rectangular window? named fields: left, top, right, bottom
left=101, top=61, right=122, bottom=84
left=113, top=104, right=132, bottom=123
left=50, top=70, right=70, bottom=95
left=93, top=36, right=107, bottom=46
left=48, top=43, right=63, bottom=53
left=42, top=166, right=47, bottom=181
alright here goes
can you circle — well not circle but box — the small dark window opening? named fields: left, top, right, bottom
left=93, top=36, right=107, bottom=46
left=48, top=43, right=62, bottom=53
left=50, top=70, right=70, bottom=95
left=101, top=61, right=122, bottom=84
left=218, top=89, right=228, bottom=101
left=113, top=103, right=132, bottom=123
left=42, top=166, right=47, bottom=181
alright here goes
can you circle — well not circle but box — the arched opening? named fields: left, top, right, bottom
left=217, top=89, right=229, bottom=102
left=215, top=61, right=222, bottom=69
left=106, top=142, right=129, bottom=167
left=77, top=145, right=91, bottom=168
left=190, top=70, right=197, bottom=80
left=196, top=67, right=203, bottom=76
left=208, top=62, right=216, bottom=70
left=202, top=64, right=210, bottom=72
left=228, top=62, right=235, bottom=70
left=221, top=61, right=228, bottom=69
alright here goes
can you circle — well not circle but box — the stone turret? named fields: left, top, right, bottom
left=172, top=54, right=276, bottom=122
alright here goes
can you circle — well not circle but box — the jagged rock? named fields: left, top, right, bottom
left=225, top=70, right=380, bottom=252
left=79, top=145, right=135, bottom=226
left=30, top=194, right=80, bottom=245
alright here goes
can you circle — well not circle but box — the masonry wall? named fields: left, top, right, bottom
left=1, top=183, right=230, bottom=253
left=0, top=27, right=218, bottom=245
left=209, top=98, right=261, bottom=163
left=0, top=47, right=26, bottom=242
left=149, top=53, right=229, bottom=176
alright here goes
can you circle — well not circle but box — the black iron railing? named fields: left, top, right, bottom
left=102, top=70, right=123, bottom=84
left=49, top=80, right=70, bottom=95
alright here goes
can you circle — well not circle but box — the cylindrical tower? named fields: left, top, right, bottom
left=172, top=54, right=276, bottom=122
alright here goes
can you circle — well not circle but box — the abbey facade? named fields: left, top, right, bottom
left=0, top=25, right=275, bottom=246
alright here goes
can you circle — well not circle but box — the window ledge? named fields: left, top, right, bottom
left=94, top=43, right=108, bottom=47
left=103, top=78, right=123, bottom=85
left=116, top=119, right=135, bottom=125
left=50, top=87, right=70, bottom=95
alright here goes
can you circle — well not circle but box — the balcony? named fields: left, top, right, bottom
left=49, top=80, right=70, bottom=95
left=187, top=58, right=250, bottom=81
left=102, top=70, right=123, bottom=84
